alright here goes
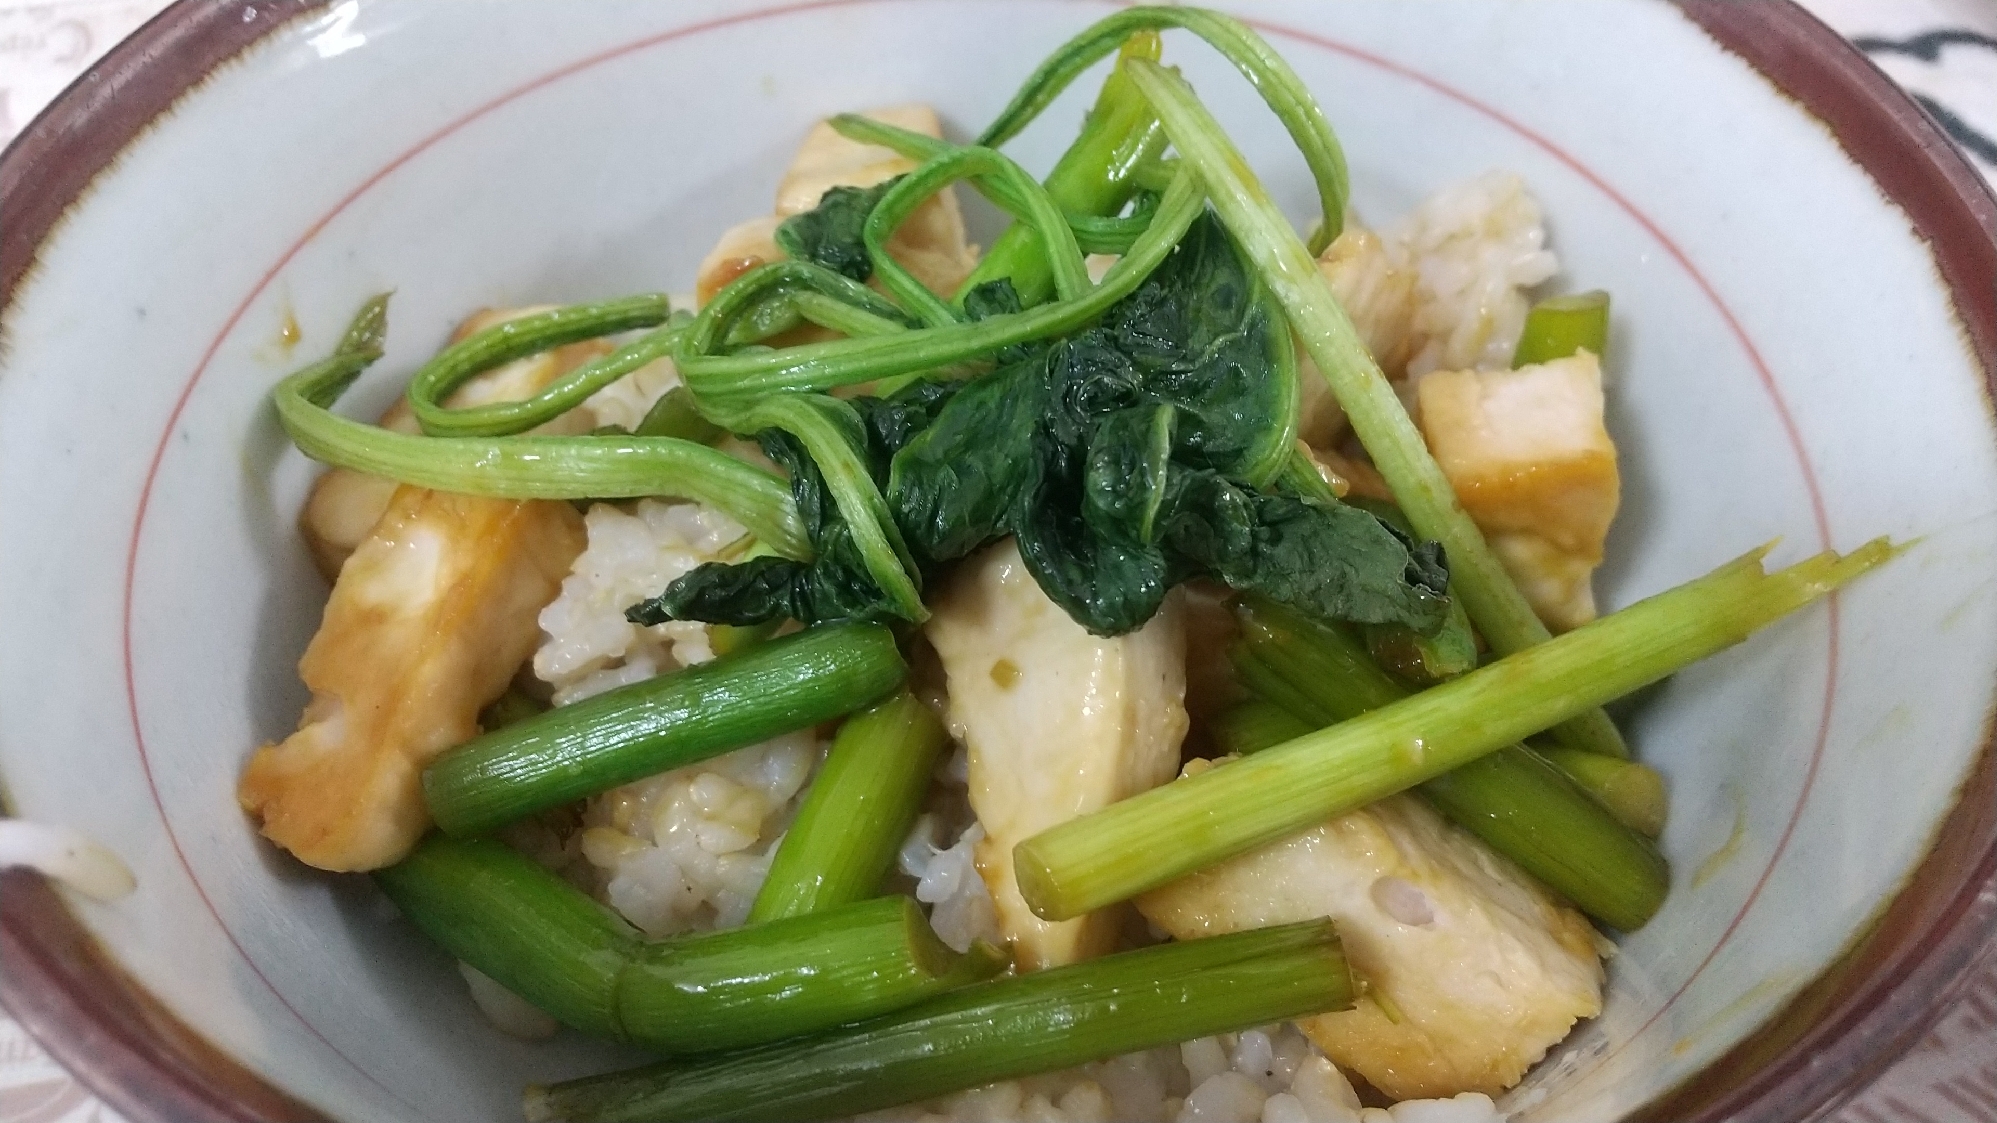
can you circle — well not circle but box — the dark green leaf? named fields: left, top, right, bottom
left=773, top=179, right=901, bottom=282
left=1082, top=404, right=1175, bottom=544
left=888, top=362, right=1041, bottom=564
left=1160, top=474, right=1451, bottom=632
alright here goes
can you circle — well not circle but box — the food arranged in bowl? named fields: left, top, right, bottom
left=235, top=8, right=1894, bottom=1121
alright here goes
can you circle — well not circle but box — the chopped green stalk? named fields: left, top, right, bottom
left=1418, top=748, right=1665, bottom=930
left=1537, top=745, right=1670, bottom=838
left=480, top=688, right=548, bottom=732
left=789, top=290, right=912, bottom=339
left=1015, top=540, right=1893, bottom=921
left=953, top=30, right=1168, bottom=308
left=749, top=692, right=948, bottom=922
left=634, top=386, right=724, bottom=443
left=423, top=624, right=906, bottom=838
left=1210, top=699, right=1313, bottom=757
left=616, top=898, right=1010, bottom=1053
left=272, top=302, right=806, bottom=559
left=1226, top=647, right=1330, bottom=734
left=375, top=838, right=1005, bottom=1054
left=1514, top=290, right=1611, bottom=367
left=526, top=921, right=1352, bottom=1123
left=375, top=836, right=635, bottom=1038
left=1232, top=596, right=1668, bottom=928
left=405, top=296, right=675, bottom=437
left=1124, top=59, right=1631, bottom=760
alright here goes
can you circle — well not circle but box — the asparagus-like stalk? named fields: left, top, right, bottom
left=748, top=691, right=948, bottom=922
left=375, top=838, right=1006, bottom=1054
left=1014, top=540, right=1892, bottom=921
left=423, top=624, right=906, bottom=838
left=374, top=836, right=636, bottom=1038
left=1124, top=58, right=1631, bottom=759
left=1537, top=745, right=1670, bottom=838
left=1514, top=290, right=1611, bottom=367
left=1209, top=699, right=1312, bottom=757
left=526, top=921, right=1352, bottom=1123
left=1232, top=597, right=1668, bottom=929
left=616, top=898, right=1009, bottom=1054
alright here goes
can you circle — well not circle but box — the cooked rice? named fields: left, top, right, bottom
left=477, top=171, right=1555, bottom=1120
left=1392, top=171, right=1558, bottom=378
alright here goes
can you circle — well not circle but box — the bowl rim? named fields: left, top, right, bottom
left=0, top=2, right=1993, bottom=1122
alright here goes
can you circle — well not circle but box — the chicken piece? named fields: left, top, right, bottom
left=1415, top=352, right=1619, bottom=630
left=1138, top=787, right=1605, bottom=1100
left=1295, top=225, right=1422, bottom=447
left=925, top=540, right=1188, bottom=970
left=241, top=487, right=586, bottom=871
left=298, top=306, right=609, bottom=579
left=696, top=104, right=979, bottom=305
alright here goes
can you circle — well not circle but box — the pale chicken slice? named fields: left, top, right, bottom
left=241, top=487, right=585, bottom=871
left=1138, top=785, right=1605, bottom=1100
left=1415, top=352, right=1620, bottom=630
left=925, top=540, right=1188, bottom=971
left=696, top=104, right=979, bottom=304
left=298, top=306, right=609, bottom=579
left=1295, top=224, right=1422, bottom=447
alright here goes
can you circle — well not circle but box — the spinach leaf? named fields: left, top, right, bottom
left=1159, top=472, right=1450, bottom=632
left=631, top=207, right=1450, bottom=639
left=887, top=361, right=1042, bottom=564
left=773, top=178, right=901, bottom=282
left=629, top=425, right=896, bottom=627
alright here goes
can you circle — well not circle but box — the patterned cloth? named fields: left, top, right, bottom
left=0, top=2, right=1993, bottom=1121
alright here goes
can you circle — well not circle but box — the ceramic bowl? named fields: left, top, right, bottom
left=1, top=2, right=1994, bottom=1120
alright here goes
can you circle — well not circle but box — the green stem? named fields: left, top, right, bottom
left=527, top=921, right=1352, bottom=1123
left=1234, top=595, right=1667, bottom=929
left=633, top=386, right=725, bottom=443
left=375, top=838, right=1006, bottom=1054
left=1125, top=58, right=1629, bottom=759
left=674, top=169, right=1206, bottom=410
left=978, top=6, right=1349, bottom=254
left=954, top=29, right=1168, bottom=307
left=1209, top=699, right=1312, bottom=757
left=374, top=836, right=635, bottom=1038
left=730, top=394, right=925, bottom=621
left=865, top=145, right=1092, bottom=327
left=617, top=898, right=1009, bottom=1053
left=1014, top=540, right=1893, bottom=921
left=271, top=303, right=806, bottom=559
left=1514, top=290, right=1611, bottom=367
left=1537, top=745, right=1669, bottom=838
left=749, top=691, right=948, bottom=923
left=423, top=624, right=907, bottom=838
left=405, top=297, right=679, bottom=437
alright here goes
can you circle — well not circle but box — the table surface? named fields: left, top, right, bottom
left=2, top=2, right=1994, bottom=1121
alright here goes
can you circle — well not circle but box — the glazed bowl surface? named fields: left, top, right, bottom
left=1, top=2, right=1994, bottom=1121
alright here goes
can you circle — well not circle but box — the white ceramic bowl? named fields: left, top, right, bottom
left=2, top=3, right=1994, bottom=1121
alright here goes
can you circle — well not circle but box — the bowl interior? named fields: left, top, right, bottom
left=1, top=1, right=1993, bottom=1120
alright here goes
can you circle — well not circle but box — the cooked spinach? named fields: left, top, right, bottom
left=774, top=178, right=903, bottom=282
left=637, top=210, right=1448, bottom=637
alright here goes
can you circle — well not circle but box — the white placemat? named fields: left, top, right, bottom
left=0, top=3, right=1992, bottom=1121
